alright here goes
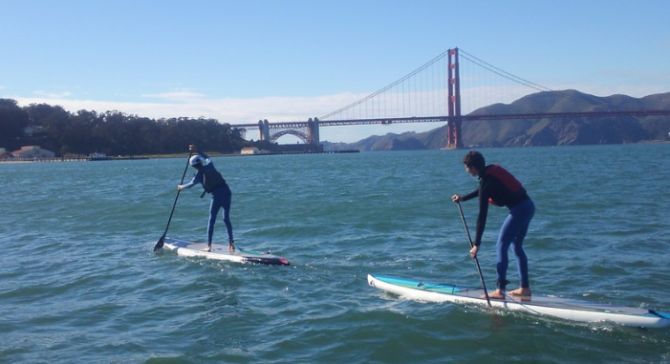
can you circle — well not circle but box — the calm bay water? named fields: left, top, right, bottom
left=1, top=144, right=669, bottom=363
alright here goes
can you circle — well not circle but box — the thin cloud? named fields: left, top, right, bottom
left=33, top=90, right=72, bottom=98
left=11, top=92, right=369, bottom=125
left=10, top=82, right=667, bottom=143
left=141, top=90, right=207, bottom=101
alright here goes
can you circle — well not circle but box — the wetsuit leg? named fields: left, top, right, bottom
left=512, top=199, right=534, bottom=288
left=221, top=188, right=233, bottom=242
left=207, top=196, right=224, bottom=245
left=496, top=215, right=514, bottom=290
left=495, top=199, right=535, bottom=290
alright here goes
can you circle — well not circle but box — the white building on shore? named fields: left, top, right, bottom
left=240, top=147, right=268, bottom=155
left=12, top=145, right=56, bottom=159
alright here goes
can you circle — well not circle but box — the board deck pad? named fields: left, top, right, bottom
left=368, top=274, right=670, bottom=328
left=163, top=237, right=289, bottom=265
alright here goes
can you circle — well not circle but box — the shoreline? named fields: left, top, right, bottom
left=0, top=149, right=361, bottom=164
left=0, top=156, right=151, bottom=164
left=1, top=141, right=666, bottom=164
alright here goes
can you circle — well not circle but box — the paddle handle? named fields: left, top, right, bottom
left=457, top=202, right=475, bottom=248
left=456, top=201, right=492, bottom=308
left=154, top=151, right=193, bottom=251
left=162, top=153, right=192, bottom=234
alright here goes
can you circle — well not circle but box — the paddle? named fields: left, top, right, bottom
left=153, top=151, right=193, bottom=252
left=455, top=201, right=492, bottom=307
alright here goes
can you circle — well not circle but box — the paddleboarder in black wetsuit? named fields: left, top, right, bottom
left=452, top=150, right=535, bottom=299
left=178, top=144, right=235, bottom=252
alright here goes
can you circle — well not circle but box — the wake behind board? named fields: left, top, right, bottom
left=163, top=237, right=289, bottom=266
left=368, top=274, right=670, bottom=329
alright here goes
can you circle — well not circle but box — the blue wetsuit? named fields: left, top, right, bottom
left=181, top=154, right=234, bottom=245
left=461, top=164, right=534, bottom=290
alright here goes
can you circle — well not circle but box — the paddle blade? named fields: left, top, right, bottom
left=153, top=235, right=166, bottom=252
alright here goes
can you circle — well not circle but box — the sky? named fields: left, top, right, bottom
left=1, top=0, right=669, bottom=143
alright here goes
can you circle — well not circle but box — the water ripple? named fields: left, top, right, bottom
left=1, top=145, right=669, bottom=363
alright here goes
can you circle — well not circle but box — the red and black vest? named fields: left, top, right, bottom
left=482, top=165, right=528, bottom=207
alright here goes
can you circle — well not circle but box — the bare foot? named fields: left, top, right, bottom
left=486, top=289, right=505, bottom=299
left=207, top=244, right=212, bottom=252
left=228, top=241, right=235, bottom=253
left=509, top=287, right=532, bottom=297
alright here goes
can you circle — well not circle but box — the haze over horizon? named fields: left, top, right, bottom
left=2, top=0, right=669, bottom=143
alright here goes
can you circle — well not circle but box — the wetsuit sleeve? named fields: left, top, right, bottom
left=461, top=189, right=479, bottom=202
left=474, top=181, right=490, bottom=246
left=181, top=171, right=203, bottom=189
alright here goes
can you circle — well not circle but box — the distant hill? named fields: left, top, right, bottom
left=323, top=90, right=670, bottom=151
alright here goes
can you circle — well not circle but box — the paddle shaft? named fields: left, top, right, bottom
left=154, top=151, right=193, bottom=251
left=456, top=201, right=492, bottom=307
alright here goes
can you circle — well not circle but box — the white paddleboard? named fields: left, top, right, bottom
left=163, top=237, right=289, bottom=265
left=368, top=274, right=670, bottom=329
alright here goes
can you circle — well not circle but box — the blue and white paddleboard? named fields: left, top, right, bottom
left=367, top=274, right=670, bottom=329
left=163, top=237, right=289, bottom=266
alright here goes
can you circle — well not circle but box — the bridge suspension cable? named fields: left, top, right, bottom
left=319, top=47, right=553, bottom=122
left=319, top=49, right=451, bottom=121
left=459, top=49, right=551, bottom=92
left=239, top=46, right=670, bottom=149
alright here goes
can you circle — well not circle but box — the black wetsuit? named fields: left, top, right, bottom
left=461, top=164, right=534, bottom=289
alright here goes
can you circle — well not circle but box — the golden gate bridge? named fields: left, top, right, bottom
left=233, top=48, right=670, bottom=149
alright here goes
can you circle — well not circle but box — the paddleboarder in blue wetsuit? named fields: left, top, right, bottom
left=178, top=145, right=235, bottom=252
left=451, top=150, right=535, bottom=299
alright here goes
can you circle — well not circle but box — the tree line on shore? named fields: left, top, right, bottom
left=0, top=98, right=249, bottom=156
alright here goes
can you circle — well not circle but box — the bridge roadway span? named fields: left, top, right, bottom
left=232, top=110, right=670, bottom=129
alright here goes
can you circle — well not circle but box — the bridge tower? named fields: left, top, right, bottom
left=446, top=47, right=462, bottom=149
left=258, top=119, right=271, bottom=142
left=307, top=118, right=320, bottom=145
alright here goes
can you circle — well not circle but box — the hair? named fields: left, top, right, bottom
left=463, top=150, right=485, bottom=170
